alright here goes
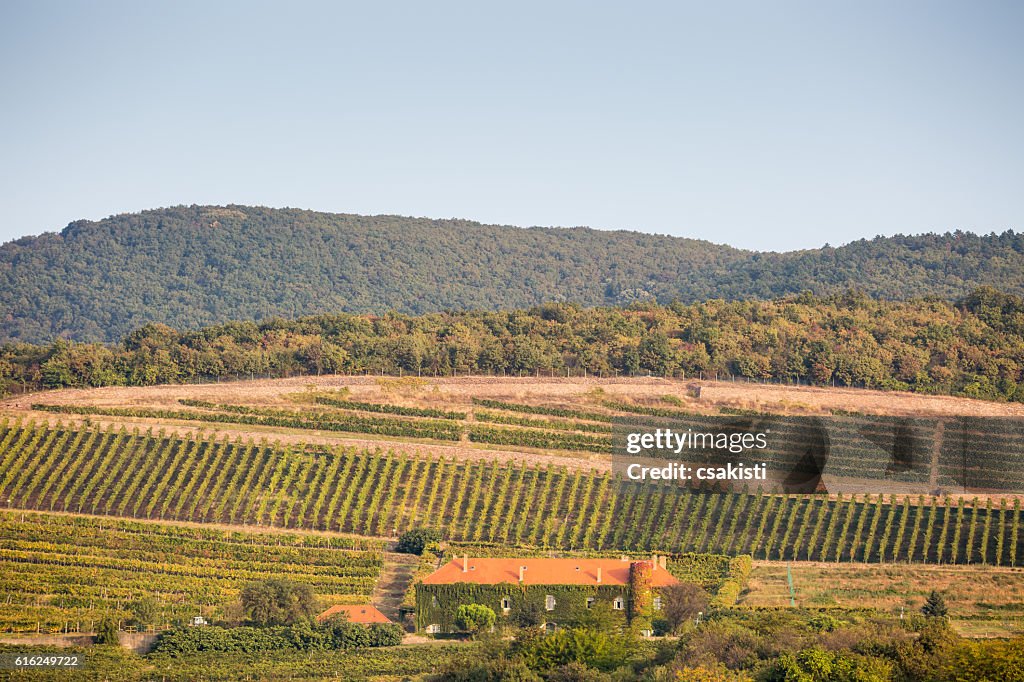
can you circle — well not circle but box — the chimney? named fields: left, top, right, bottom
left=660, top=555, right=667, bottom=570
left=519, top=565, right=526, bottom=582
left=596, top=567, right=602, bottom=584
left=463, top=554, right=468, bottom=573
left=652, top=553, right=658, bottom=570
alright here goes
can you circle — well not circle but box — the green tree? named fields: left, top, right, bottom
left=128, top=596, right=160, bottom=629
left=240, top=579, right=317, bottom=626
left=94, top=617, right=119, bottom=645
left=922, top=590, right=948, bottom=619
left=395, top=527, right=442, bottom=555
left=455, top=604, right=497, bottom=638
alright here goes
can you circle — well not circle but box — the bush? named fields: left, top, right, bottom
left=240, top=578, right=317, bottom=626
left=435, top=658, right=544, bottom=681
left=711, top=580, right=742, bottom=608
left=153, top=622, right=404, bottom=655
left=520, top=628, right=635, bottom=673
left=127, top=596, right=160, bottom=629
left=651, top=618, right=671, bottom=637
left=94, top=618, right=119, bottom=646
left=456, top=604, right=497, bottom=638
left=396, top=527, right=442, bottom=555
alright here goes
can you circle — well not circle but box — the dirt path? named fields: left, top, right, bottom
left=372, top=552, right=422, bottom=625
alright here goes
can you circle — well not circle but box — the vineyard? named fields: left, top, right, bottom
left=0, top=511, right=384, bottom=634
left=0, top=420, right=1020, bottom=566
left=28, top=394, right=1024, bottom=494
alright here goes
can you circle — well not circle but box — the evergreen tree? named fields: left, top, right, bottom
left=922, top=590, right=948, bottom=618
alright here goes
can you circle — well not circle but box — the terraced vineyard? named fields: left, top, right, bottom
left=31, top=395, right=1024, bottom=494
left=0, top=420, right=1019, bottom=566
left=0, top=511, right=384, bottom=634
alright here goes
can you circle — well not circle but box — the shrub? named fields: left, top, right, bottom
left=153, top=622, right=403, bottom=655
left=396, top=527, right=442, bottom=555
left=455, top=604, right=497, bottom=638
left=94, top=618, right=119, bottom=645
left=711, top=580, right=742, bottom=608
left=127, top=596, right=160, bottom=629
left=240, top=578, right=317, bottom=626
left=520, top=628, right=634, bottom=672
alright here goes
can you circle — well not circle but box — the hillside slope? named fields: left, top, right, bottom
left=1, top=205, right=1021, bottom=342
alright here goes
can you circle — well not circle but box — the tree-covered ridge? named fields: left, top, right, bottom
left=3, top=288, right=1023, bottom=401
left=0, top=204, right=1021, bottom=342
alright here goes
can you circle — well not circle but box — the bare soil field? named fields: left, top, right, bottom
left=9, top=374, right=1024, bottom=416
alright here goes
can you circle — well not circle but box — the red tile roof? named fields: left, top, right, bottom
left=422, top=558, right=679, bottom=587
left=317, top=604, right=391, bottom=624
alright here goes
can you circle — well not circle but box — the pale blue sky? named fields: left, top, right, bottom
left=1, top=1, right=1021, bottom=251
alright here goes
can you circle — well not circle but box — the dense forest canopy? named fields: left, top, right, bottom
left=0, top=205, right=1021, bottom=342
left=3, top=288, right=1022, bottom=402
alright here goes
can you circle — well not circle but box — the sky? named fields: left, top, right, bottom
left=1, top=1, right=1022, bottom=252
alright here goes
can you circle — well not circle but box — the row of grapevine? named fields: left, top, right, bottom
left=304, top=396, right=466, bottom=420
left=32, top=403, right=462, bottom=441
left=469, top=398, right=613, bottom=422
left=0, top=510, right=384, bottom=634
left=473, top=409, right=613, bottom=434
left=0, top=421, right=1020, bottom=565
left=467, top=425, right=613, bottom=453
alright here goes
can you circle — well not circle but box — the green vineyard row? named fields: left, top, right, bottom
left=31, top=403, right=463, bottom=442
left=473, top=409, right=614, bottom=434
left=0, top=511, right=384, bottom=633
left=307, top=395, right=466, bottom=420
left=0, top=420, right=1019, bottom=566
left=469, top=398, right=614, bottom=423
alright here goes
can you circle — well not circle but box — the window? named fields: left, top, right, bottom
left=501, top=598, right=510, bottom=612
left=545, top=594, right=556, bottom=611
left=613, top=597, right=624, bottom=610
left=585, top=597, right=595, bottom=609
left=653, top=596, right=662, bottom=611
left=425, top=624, right=441, bottom=634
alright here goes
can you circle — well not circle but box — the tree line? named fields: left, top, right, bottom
left=2, top=204, right=1023, bottom=343
left=1, top=287, right=1023, bottom=401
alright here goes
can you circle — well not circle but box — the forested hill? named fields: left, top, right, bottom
left=1, top=204, right=1021, bottom=342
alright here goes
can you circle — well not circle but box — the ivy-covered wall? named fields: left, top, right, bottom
left=415, top=583, right=650, bottom=633
left=413, top=554, right=754, bottom=632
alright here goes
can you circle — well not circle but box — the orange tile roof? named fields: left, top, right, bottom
left=422, top=558, right=679, bottom=587
left=316, top=604, right=391, bottom=624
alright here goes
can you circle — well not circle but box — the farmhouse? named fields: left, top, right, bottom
left=317, top=604, right=391, bottom=625
left=415, top=556, right=679, bottom=635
